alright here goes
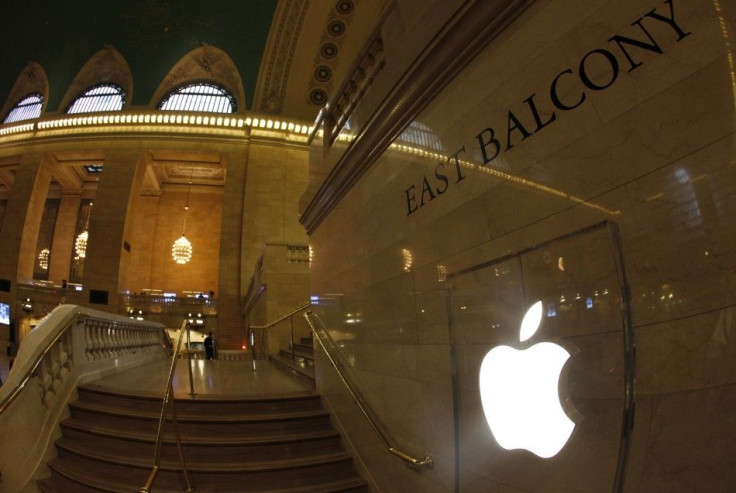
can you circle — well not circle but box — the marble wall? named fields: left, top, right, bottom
left=305, top=0, right=736, bottom=491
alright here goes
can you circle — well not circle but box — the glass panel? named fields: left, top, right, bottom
left=449, top=222, right=631, bottom=492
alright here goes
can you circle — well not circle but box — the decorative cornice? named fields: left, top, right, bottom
left=307, top=0, right=361, bottom=107
left=0, top=111, right=313, bottom=149
left=300, top=0, right=534, bottom=235
left=253, top=0, right=312, bottom=114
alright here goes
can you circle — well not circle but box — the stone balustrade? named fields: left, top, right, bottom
left=0, top=305, right=166, bottom=492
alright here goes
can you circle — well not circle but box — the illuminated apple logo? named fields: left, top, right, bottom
left=479, top=300, right=575, bottom=458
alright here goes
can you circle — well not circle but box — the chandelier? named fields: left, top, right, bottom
left=172, top=234, right=192, bottom=264
left=38, top=248, right=50, bottom=270
left=172, top=168, right=194, bottom=265
left=75, top=202, right=92, bottom=259
left=75, top=230, right=88, bottom=258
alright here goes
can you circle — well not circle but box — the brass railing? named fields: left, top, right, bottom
left=303, top=310, right=433, bottom=470
left=140, top=321, right=194, bottom=492
left=247, top=301, right=311, bottom=362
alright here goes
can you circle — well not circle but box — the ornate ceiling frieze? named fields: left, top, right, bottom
left=307, top=0, right=359, bottom=107
left=253, top=0, right=312, bottom=115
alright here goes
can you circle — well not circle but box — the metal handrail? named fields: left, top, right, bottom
left=248, top=302, right=311, bottom=330
left=140, top=321, right=193, bottom=492
left=0, top=312, right=80, bottom=415
left=303, top=310, right=433, bottom=470
left=248, top=302, right=311, bottom=362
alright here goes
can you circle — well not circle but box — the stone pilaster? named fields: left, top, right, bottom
left=0, top=152, right=53, bottom=290
left=48, top=192, right=82, bottom=284
left=81, top=149, right=146, bottom=313
left=217, top=144, right=249, bottom=349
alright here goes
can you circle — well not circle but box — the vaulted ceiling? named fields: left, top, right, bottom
left=0, top=0, right=390, bottom=195
left=0, top=0, right=389, bottom=123
left=0, top=0, right=277, bottom=112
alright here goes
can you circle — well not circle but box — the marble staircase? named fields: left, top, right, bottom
left=37, top=383, right=367, bottom=492
left=269, top=336, right=316, bottom=384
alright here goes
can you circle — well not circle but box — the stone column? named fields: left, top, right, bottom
left=217, top=144, right=249, bottom=349
left=48, top=191, right=82, bottom=285
left=0, top=152, right=53, bottom=290
left=81, top=149, right=146, bottom=313
left=0, top=152, right=53, bottom=349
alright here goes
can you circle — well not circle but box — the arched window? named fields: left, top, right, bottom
left=398, top=122, right=443, bottom=151
left=66, top=83, right=125, bottom=114
left=158, top=82, right=236, bottom=113
left=3, top=93, right=43, bottom=123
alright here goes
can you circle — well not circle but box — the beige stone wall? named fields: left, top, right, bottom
left=132, top=189, right=223, bottom=295
left=305, top=0, right=736, bottom=491
left=241, top=142, right=310, bottom=288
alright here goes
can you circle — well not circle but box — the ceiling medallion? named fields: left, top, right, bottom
left=314, top=65, right=332, bottom=82
left=327, top=20, right=346, bottom=37
left=310, top=89, right=328, bottom=105
left=320, top=42, right=338, bottom=59
left=335, top=0, right=355, bottom=15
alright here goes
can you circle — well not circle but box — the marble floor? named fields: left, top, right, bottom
left=86, top=358, right=314, bottom=399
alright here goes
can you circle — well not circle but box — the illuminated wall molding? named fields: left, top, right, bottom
left=0, top=111, right=314, bottom=145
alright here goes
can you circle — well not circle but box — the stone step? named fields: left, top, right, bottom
left=77, top=384, right=323, bottom=415
left=269, top=353, right=316, bottom=385
left=46, top=459, right=368, bottom=493
left=279, top=348, right=314, bottom=365
left=67, top=400, right=332, bottom=437
left=50, top=440, right=364, bottom=492
left=59, top=419, right=343, bottom=463
left=39, top=376, right=367, bottom=492
left=293, top=342, right=314, bottom=354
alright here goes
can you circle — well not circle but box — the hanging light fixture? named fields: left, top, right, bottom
left=172, top=168, right=194, bottom=265
left=75, top=202, right=93, bottom=259
left=38, top=248, right=50, bottom=270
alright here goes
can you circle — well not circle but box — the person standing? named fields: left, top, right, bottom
left=204, top=331, right=215, bottom=360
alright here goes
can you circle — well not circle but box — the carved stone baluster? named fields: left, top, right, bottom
left=38, top=355, right=54, bottom=409
left=111, top=325, right=120, bottom=358
left=129, top=326, right=138, bottom=354
left=91, top=322, right=102, bottom=361
left=94, top=321, right=105, bottom=361
left=106, top=326, right=114, bottom=358
left=85, top=320, right=96, bottom=361
left=59, top=332, right=73, bottom=382
left=121, top=325, right=130, bottom=354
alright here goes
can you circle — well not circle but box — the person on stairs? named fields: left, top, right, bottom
left=204, top=331, right=216, bottom=360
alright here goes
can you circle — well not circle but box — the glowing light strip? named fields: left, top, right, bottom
left=310, top=128, right=619, bottom=215
left=0, top=123, right=34, bottom=135
left=0, top=112, right=313, bottom=141
left=385, top=141, right=621, bottom=216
